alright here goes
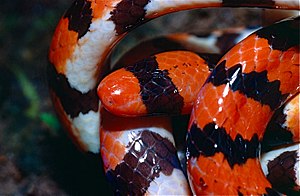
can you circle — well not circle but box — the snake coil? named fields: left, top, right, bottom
left=49, top=0, right=299, bottom=195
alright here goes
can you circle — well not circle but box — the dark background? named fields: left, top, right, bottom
left=0, top=0, right=295, bottom=195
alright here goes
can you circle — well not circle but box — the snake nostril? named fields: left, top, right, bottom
left=108, top=99, right=113, bottom=106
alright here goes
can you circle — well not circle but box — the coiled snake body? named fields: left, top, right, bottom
left=48, top=0, right=299, bottom=195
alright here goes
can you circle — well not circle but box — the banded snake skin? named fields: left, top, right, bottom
left=48, top=0, right=299, bottom=195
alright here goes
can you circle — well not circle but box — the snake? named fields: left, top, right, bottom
left=48, top=0, right=300, bottom=195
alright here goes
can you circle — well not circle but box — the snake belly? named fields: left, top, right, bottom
left=48, top=0, right=300, bottom=195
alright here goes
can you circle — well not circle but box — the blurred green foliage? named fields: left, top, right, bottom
left=0, top=1, right=114, bottom=195
left=0, top=0, right=71, bottom=152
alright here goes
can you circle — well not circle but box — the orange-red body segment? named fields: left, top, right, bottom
left=49, top=17, right=77, bottom=73
left=284, top=93, right=300, bottom=141
left=187, top=19, right=299, bottom=195
left=192, top=83, right=273, bottom=140
left=155, top=51, right=211, bottom=114
left=220, top=35, right=299, bottom=95
left=100, top=108, right=173, bottom=171
left=49, top=0, right=122, bottom=73
left=189, top=154, right=271, bottom=195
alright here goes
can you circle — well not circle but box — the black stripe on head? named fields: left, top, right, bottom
left=110, top=0, right=151, bottom=34
left=64, top=0, right=92, bottom=39
left=106, top=130, right=182, bottom=195
left=256, top=17, right=300, bottom=51
left=125, top=56, right=184, bottom=115
left=266, top=150, right=299, bottom=194
left=222, top=0, right=275, bottom=7
left=207, top=61, right=287, bottom=110
left=47, top=64, right=99, bottom=118
left=187, top=122, right=259, bottom=168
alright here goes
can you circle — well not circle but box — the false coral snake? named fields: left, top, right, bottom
left=48, top=0, right=299, bottom=195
